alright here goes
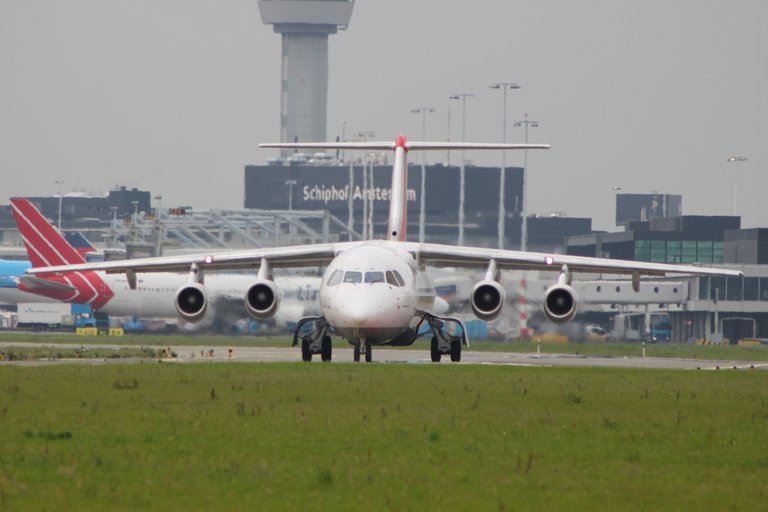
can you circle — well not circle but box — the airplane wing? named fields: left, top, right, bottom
left=410, top=242, right=743, bottom=277
left=27, top=239, right=741, bottom=279
left=25, top=242, right=354, bottom=275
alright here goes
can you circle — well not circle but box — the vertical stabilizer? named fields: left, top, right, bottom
left=10, top=198, right=113, bottom=307
left=387, top=134, right=409, bottom=241
left=10, top=198, right=86, bottom=268
left=63, top=231, right=98, bottom=260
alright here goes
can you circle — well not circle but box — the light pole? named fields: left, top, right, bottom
left=411, top=106, right=435, bottom=243
left=611, top=186, right=622, bottom=228
left=727, top=156, right=747, bottom=217
left=153, top=194, right=164, bottom=256
left=490, top=82, right=520, bottom=249
left=130, top=200, right=140, bottom=243
left=354, top=131, right=375, bottom=239
left=449, top=93, right=474, bottom=246
left=446, top=102, right=452, bottom=167
left=54, top=179, right=65, bottom=231
left=285, top=180, right=298, bottom=211
left=513, top=114, right=539, bottom=251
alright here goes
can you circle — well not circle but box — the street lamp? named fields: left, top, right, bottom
left=490, top=82, right=520, bottom=249
left=611, top=186, right=622, bottom=228
left=449, top=93, right=474, bottom=246
left=54, top=179, right=65, bottom=231
left=727, top=156, right=747, bottom=217
left=354, top=131, right=376, bottom=239
left=513, top=114, right=539, bottom=251
left=130, top=200, right=140, bottom=243
left=411, top=106, right=435, bottom=243
left=285, top=180, right=298, bottom=211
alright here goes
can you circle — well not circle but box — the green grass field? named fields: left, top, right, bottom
left=0, top=363, right=766, bottom=511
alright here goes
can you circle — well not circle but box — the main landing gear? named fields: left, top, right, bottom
left=422, top=314, right=467, bottom=363
left=293, top=316, right=333, bottom=362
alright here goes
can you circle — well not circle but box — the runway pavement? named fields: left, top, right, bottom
left=2, top=341, right=766, bottom=370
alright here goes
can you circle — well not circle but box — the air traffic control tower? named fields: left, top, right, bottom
left=259, top=1, right=354, bottom=155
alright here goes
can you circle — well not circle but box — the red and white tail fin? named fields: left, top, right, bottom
left=388, top=134, right=409, bottom=241
left=10, top=198, right=87, bottom=268
left=259, top=136, right=550, bottom=243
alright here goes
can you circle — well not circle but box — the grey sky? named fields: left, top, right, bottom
left=1, top=1, right=765, bottom=231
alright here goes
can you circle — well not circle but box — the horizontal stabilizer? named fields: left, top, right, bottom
left=406, top=142, right=550, bottom=151
left=17, top=275, right=77, bottom=293
left=260, top=142, right=395, bottom=151
left=259, top=141, right=550, bottom=152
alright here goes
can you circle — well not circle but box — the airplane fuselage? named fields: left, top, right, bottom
left=320, top=241, right=432, bottom=344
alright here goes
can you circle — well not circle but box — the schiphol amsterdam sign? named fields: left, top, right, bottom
left=302, top=184, right=417, bottom=205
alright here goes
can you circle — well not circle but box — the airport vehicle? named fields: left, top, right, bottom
left=10, top=199, right=321, bottom=327
left=25, top=135, right=742, bottom=362
left=649, top=314, right=671, bottom=342
left=15, top=302, right=98, bottom=329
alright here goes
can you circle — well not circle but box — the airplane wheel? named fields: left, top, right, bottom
left=301, top=339, right=312, bottom=362
left=321, top=335, right=332, bottom=362
left=365, top=341, right=372, bottom=363
left=353, top=344, right=361, bottom=362
left=450, top=338, right=461, bottom=362
left=430, top=336, right=441, bottom=363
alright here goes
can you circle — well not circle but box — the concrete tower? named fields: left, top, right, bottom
left=259, top=1, right=354, bottom=155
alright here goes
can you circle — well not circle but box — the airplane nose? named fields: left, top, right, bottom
left=343, top=300, right=380, bottom=324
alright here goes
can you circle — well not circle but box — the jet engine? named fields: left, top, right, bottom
left=245, top=280, right=280, bottom=320
left=470, top=280, right=505, bottom=321
left=543, top=283, right=578, bottom=324
left=175, top=282, right=209, bottom=322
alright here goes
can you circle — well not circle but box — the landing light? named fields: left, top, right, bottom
left=544, top=256, right=555, bottom=266
left=204, top=255, right=214, bottom=264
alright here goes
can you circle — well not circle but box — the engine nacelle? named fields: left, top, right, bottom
left=175, top=282, right=209, bottom=323
left=470, top=280, right=505, bottom=321
left=245, top=280, right=280, bottom=320
left=543, top=283, right=578, bottom=324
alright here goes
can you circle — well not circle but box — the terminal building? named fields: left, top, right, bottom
left=244, top=161, right=592, bottom=251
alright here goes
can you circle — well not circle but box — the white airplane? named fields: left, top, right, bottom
left=26, top=135, right=742, bottom=362
left=10, top=198, right=321, bottom=329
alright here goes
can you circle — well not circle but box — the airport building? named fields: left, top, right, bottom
left=614, top=192, right=683, bottom=227
left=566, top=215, right=739, bottom=263
left=244, top=162, right=592, bottom=251
left=0, top=187, right=150, bottom=230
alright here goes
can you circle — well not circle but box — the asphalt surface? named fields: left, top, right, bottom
left=1, top=341, right=766, bottom=370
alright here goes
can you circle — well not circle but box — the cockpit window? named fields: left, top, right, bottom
left=392, top=270, right=405, bottom=287
left=386, top=271, right=399, bottom=286
left=326, top=270, right=343, bottom=287
left=343, top=271, right=362, bottom=284
left=364, top=271, right=385, bottom=284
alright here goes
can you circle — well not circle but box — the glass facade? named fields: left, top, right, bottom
left=635, top=240, right=723, bottom=264
left=699, top=276, right=768, bottom=301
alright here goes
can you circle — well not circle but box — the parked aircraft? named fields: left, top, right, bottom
left=10, top=198, right=321, bottom=328
left=25, top=135, right=742, bottom=362
left=0, top=231, right=98, bottom=307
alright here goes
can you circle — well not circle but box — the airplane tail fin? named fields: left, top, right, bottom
left=10, top=198, right=87, bottom=268
left=63, top=231, right=98, bottom=259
